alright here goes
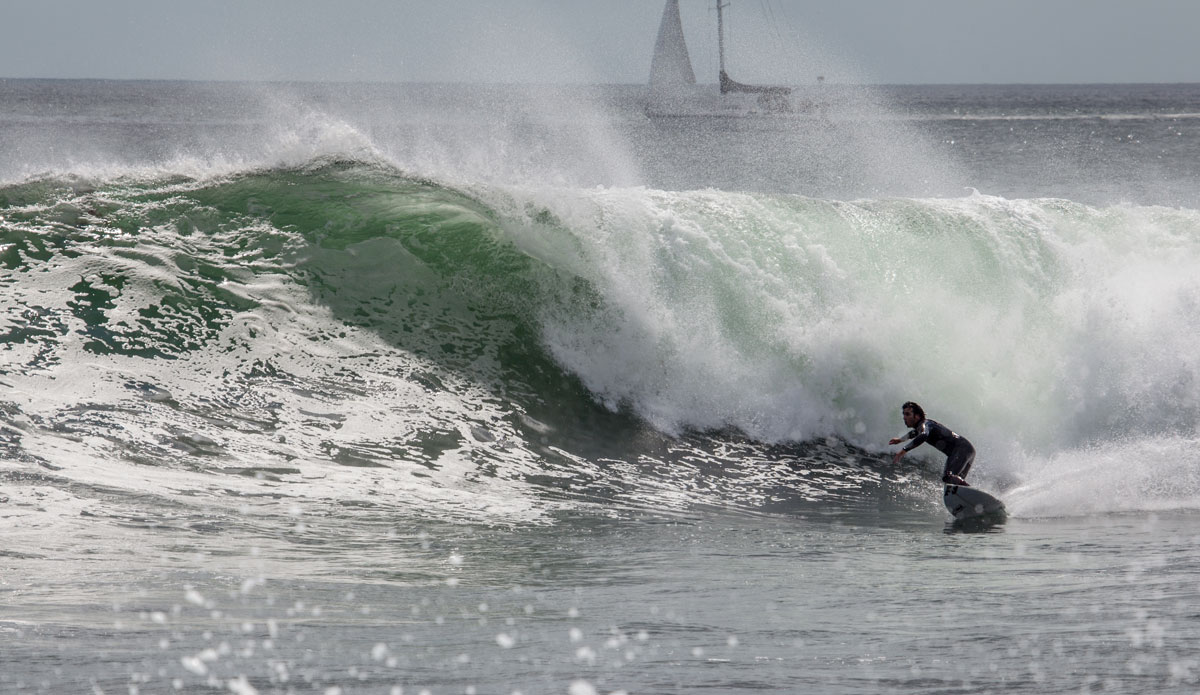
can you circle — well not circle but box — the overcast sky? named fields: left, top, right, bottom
left=3, top=0, right=1200, bottom=85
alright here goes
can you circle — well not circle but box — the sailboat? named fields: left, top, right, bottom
left=646, top=0, right=795, bottom=116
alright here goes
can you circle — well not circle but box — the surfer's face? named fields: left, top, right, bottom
left=902, top=408, right=920, bottom=428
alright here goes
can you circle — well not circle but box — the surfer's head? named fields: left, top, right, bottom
left=901, top=401, right=924, bottom=427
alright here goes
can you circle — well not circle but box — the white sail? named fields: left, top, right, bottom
left=646, top=0, right=799, bottom=116
left=648, top=0, right=696, bottom=91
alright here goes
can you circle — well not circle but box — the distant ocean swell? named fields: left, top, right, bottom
left=2, top=158, right=1199, bottom=515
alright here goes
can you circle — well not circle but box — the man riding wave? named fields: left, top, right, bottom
left=889, top=401, right=974, bottom=486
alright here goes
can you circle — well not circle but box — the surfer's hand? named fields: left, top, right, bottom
left=892, top=449, right=906, bottom=465
left=888, top=437, right=903, bottom=445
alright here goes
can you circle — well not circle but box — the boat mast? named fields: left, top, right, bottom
left=714, top=0, right=790, bottom=99
left=716, top=1, right=728, bottom=81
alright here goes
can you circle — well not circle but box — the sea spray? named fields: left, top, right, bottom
left=1005, top=434, right=1200, bottom=517
left=490, top=185, right=1200, bottom=465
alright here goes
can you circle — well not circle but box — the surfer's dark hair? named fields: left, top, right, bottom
left=902, top=401, right=925, bottom=420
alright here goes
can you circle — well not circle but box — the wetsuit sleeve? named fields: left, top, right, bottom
left=902, top=423, right=929, bottom=452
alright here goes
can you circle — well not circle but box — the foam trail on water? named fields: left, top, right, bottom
left=1003, top=436, right=1200, bottom=518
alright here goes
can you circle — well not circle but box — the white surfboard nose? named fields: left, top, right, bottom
left=944, top=485, right=1006, bottom=520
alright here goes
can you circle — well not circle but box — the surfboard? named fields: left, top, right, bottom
left=943, top=484, right=1005, bottom=521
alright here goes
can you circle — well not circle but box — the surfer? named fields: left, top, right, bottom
left=888, top=401, right=974, bottom=486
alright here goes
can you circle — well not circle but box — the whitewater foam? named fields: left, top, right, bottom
left=486, top=185, right=1200, bottom=469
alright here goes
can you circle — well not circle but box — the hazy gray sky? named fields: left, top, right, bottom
left=3, top=0, right=1200, bottom=84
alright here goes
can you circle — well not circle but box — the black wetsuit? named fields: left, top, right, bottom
left=902, top=418, right=975, bottom=483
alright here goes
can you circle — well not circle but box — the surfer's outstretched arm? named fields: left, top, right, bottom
left=889, top=429, right=915, bottom=463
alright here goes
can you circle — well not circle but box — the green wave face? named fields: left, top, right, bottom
left=4, top=163, right=521, bottom=355
left=0, top=161, right=620, bottom=450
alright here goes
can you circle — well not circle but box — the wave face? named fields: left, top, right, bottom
left=3, top=157, right=1200, bottom=522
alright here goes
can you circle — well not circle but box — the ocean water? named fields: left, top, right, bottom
left=2, top=79, right=1200, bottom=693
